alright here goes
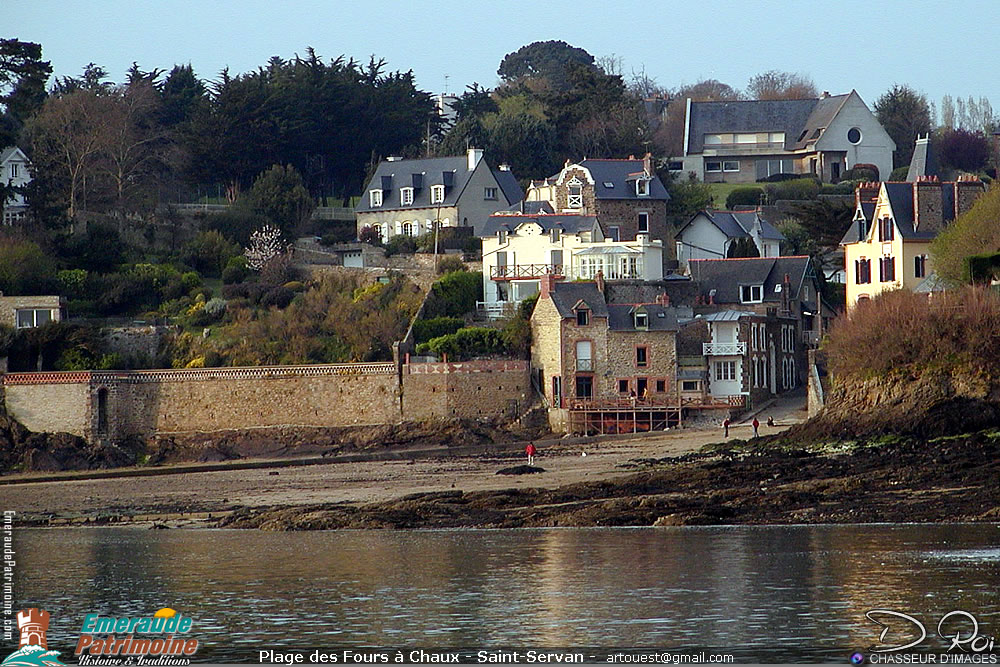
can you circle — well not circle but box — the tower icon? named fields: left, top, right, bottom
left=16, top=608, right=50, bottom=649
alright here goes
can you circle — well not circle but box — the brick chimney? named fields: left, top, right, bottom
left=781, top=273, right=791, bottom=314
left=642, top=152, right=654, bottom=176
left=595, top=270, right=605, bottom=294
left=540, top=273, right=558, bottom=299
left=855, top=181, right=880, bottom=207
left=955, top=174, right=986, bottom=218
left=913, top=176, right=943, bottom=234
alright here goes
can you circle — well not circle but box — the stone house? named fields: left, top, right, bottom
left=479, top=211, right=664, bottom=316
left=673, top=91, right=894, bottom=184
left=842, top=176, right=987, bottom=312
left=1, top=146, right=31, bottom=225
left=524, top=153, right=670, bottom=243
left=675, top=209, right=785, bottom=267
left=531, top=274, right=684, bottom=433
left=0, top=295, right=64, bottom=329
left=355, top=148, right=522, bottom=242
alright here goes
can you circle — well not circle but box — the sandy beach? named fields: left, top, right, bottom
left=3, top=397, right=806, bottom=526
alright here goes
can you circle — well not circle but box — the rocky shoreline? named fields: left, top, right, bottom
left=216, top=430, right=1000, bottom=530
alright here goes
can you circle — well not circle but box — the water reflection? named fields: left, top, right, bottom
left=15, top=525, right=1000, bottom=660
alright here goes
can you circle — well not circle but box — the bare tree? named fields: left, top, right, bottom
left=100, top=81, right=168, bottom=212
left=746, top=70, right=818, bottom=100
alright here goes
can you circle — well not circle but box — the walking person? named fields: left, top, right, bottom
left=767, top=416, right=775, bottom=428
left=525, top=442, right=537, bottom=465
left=752, top=417, right=760, bottom=438
left=723, top=418, right=730, bottom=438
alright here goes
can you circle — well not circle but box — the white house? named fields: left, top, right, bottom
left=479, top=212, right=664, bottom=317
left=675, top=210, right=784, bottom=267
left=1, top=147, right=31, bottom=225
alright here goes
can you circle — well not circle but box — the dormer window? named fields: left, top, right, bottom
left=634, top=311, right=648, bottom=329
left=567, top=177, right=583, bottom=209
left=430, top=184, right=445, bottom=204
left=497, top=229, right=508, bottom=244
left=636, top=178, right=649, bottom=196
left=369, top=189, right=383, bottom=207
left=401, top=187, right=414, bottom=206
left=576, top=308, right=590, bottom=326
left=550, top=228, right=561, bottom=243
left=740, top=284, right=763, bottom=303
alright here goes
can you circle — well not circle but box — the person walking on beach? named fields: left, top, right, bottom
left=752, top=417, right=760, bottom=438
left=525, top=442, right=537, bottom=465
left=767, top=416, right=775, bottom=428
left=723, top=418, right=730, bottom=438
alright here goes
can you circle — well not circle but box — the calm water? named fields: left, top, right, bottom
left=12, top=525, right=1000, bottom=662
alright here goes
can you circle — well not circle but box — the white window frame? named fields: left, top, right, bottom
left=715, top=360, right=736, bottom=381
left=739, top=284, right=763, bottom=304
left=400, top=187, right=414, bottom=206
left=16, top=309, right=53, bottom=329
left=497, top=229, right=508, bottom=244
left=430, top=184, right=445, bottom=204
left=636, top=178, right=649, bottom=196
left=567, top=178, right=583, bottom=209
left=723, top=161, right=740, bottom=173
left=484, top=187, right=498, bottom=201
left=369, top=189, right=383, bottom=207
left=705, top=162, right=722, bottom=173
left=10, top=163, right=19, bottom=179
left=634, top=311, right=648, bottom=329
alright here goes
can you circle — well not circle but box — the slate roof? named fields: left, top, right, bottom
left=884, top=182, right=955, bottom=240
left=355, top=155, right=521, bottom=213
left=790, top=94, right=850, bottom=150
left=607, top=304, right=679, bottom=331
left=686, top=99, right=819, bottom=153
left=577, top=159, right=670, bottom=201
left=906, top=136, right=940, bottom=182
left=678, top=210, right=785, bottom=242
left=688, top=256, right=814, bottom=306
left=505, top=200, right=554, bottom=214
left=480, top=214, right=599, bottom=237
left=549, top=282, right=609, bottom=318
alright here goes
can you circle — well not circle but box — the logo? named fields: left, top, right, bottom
left=74, top=607, right=199, bottom=665
left=2, top=608, right=66, bottom=666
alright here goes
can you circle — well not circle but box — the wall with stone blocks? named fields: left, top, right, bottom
left=3, top=360, right=532, bottom=442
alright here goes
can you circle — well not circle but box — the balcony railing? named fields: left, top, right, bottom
left=703, top=342, right=746, bottom=355
left=576, top=358, right=593, bottom=371
left=491, top=264, right=564, bottom=280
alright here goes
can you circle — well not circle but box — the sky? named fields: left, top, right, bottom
left=8, top=0, right=1000, bottom=117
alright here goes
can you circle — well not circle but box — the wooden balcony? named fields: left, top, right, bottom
left=703, top=342, right=747, bottom=355
left=490, top=264, right=564, bottom=280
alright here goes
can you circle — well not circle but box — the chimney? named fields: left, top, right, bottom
left=540, top=273, right=558, bottom=299
left=642, top=152, right=653, bottom=176
left=955, top=175, right=986, bottom=218
left=499, top=163, right=510, bottom=171
left=656, top=292, right=670, bottom=307
left=913, top=177, right=944, bottom=234
left=467, top=147, right=484, bottom=171
left=386, top=156, right=402, bottom=162
left=855, top=181, right=879, bottom=207
left=821, top=91, right=830, bottom=99
left=595, top=270, right=605, bottom=294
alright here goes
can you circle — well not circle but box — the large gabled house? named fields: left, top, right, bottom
left=843, top=176, right=987, bottom=311
left=524, top=153, right=670, bottom=242
left=479, top=209, right=664, bottom=316
left=673, top=90, right=894, bottom=184
left=675, top=209, right=785, bottom=266
left=355, top=148, right=522, bottom=242
left=1, top=146, right=31, bottom=225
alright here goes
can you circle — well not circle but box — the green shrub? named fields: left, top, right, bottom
left=413, top=316, right=465, bottom=344
left=890, top=166, right=910, bottom=181
left=425, top=270, right=483, bottom=317
left=424, top=327, right=508, bottom=360
left=181, top=271, right=202, bottom=291
left=385, top=235, right=417, bottom=256
left=205, top=209, right=270, bottom=246
left=725, top=186, right=765, bottom=209
left=204, top=297, right=227, bottom=319
left=765, top=178, right=820, bottom=201
left=436, top=256, right=466, bottom=274
left=181, top=230, right=241, bottom=278
left=57, top=269, right=89, bottom=299
left=222, top=256, right=249, bottom=284
left=0, top=238, right=58, bottom=295
left=841, top=165, right=879, bottom=181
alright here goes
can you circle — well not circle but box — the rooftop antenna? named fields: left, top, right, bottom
left=444, top=74, right=449, bottom=95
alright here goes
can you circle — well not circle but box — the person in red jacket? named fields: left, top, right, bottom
left=752, top=417, right=760, bottom=438
left=525, top=442, right=537, bottom=465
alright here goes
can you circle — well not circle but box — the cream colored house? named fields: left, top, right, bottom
left=480, top=212, right=664, bottom=316
left=843, top=177, right=986, bottom=311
